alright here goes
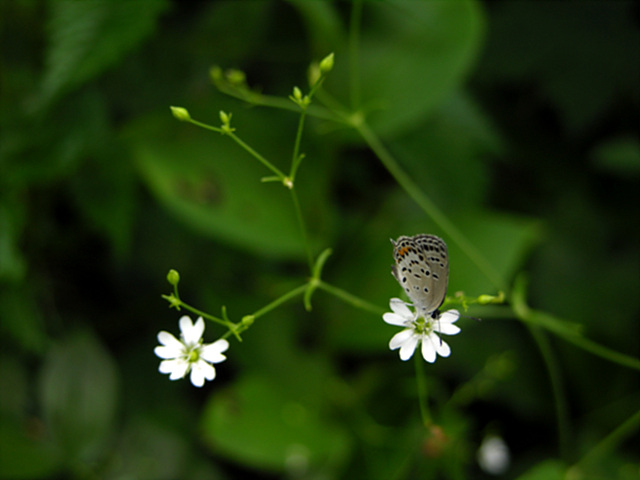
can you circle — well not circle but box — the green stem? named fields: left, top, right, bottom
left=316, top=280, right=386, bottom=315
left=513, top=276, right=640, bottom=371
left=355, top=121, right=507, bottom=293
left=289, top=109, right=307, bottom=182
left=561, top=334, right=640, bottom=371
left=226, top=130, right=286, bottom=179
left=571, top=408, right=640, bottom=472
left=171, top=299, right=226, bottom=327
left=348, top=0, right=363, bottom=109
left=414, top=353, right=432, bottom=427
left=218, top=85, right=342, bottom=123
left=185, top=115, right=287, bottom=180
left=290, top=189, right=314, bottom=273
left=527, top=325, right=570, bottom=460
left=251, top=284, right=308, bottom=319
left=186, top=118, right=223, bottom=134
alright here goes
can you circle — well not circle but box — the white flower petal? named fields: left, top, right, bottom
left=190, top=361, right=215, bottom=387
left=383, top=312, right=410, bottom=326
left=154, top=345, right=183, bottom=360
left=399, top=335, right=419, bottom=361
left=439, top=310, right=460, bottom=323
left=158, top=359, right=177, bottom=374
left=389, top=329, right=414, bottom=350
left=431, top=333, right=451, bottom=357
left=437, top=323, right=461, bottom=336
left=200, top=339, right=229, bottom=363
left=159, top=358, right=189, bottom=380
left=179, top=316, right=204, bottom=346
left=157, top=331, right=183, bottom=350
left=389, top=298, right=414, bottom=318
left=168, top=359, right=190, bottom=380
left=421, top=336, right=437, bottom=363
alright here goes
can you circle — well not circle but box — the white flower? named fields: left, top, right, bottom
left=154, top=315, right=229, bottom=387
left=477, top=435, right=510, bottom=475
left=382, top=298, right=460, bottom=363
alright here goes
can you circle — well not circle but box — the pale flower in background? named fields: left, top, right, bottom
left=154, top=315, right=229, bottom=387
left=477, top=435, right=510, bottom=475
left=383, top=298, right=460, bottom=363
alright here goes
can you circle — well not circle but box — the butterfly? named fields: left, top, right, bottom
left=391, top=234, right=449, bottom=319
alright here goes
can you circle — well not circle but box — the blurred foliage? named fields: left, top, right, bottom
left=1, top=1, right=638, bottom=479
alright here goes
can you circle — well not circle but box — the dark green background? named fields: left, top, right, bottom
left=1, top=1, right=638, bottom=479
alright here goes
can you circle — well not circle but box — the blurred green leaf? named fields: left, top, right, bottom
left=390, top=90, right=504, bottom=210
left=321, top=0, right=484, bottom=137
left=477, top=2, right=639, bottom=133
left=0, top=419, right=62, bottom=479
left=39, top=330, right=118, bottom=464
left=0, top=202, right=27, bottom=283
left=38, top=0, right=169, bottom=110
left=446, top=210, right=542, bottom=295
left=134, top=129, right=307, bottom=259
left=105, top=418, right=224, bottom=480
left=3, top=90, right=110, bottom=189
left=516, top=459, right=566, bottom=480
left=202, top=373, right=350, bottom=474
left=591, top=136, right=640, bottom=177
left=0, top=286, right=47, bottom=354
left=292, top=0, right=344, bottom=56
left=70, top=145, right=136, bottom=258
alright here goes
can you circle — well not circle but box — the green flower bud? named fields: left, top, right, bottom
left=226, top=69, right=246, bottom=85
left=319, top=52, right=334, bottom=73
left=167, top=269, right=180, bottom=286
left=210, top=65, right=223, bottom=82
left=219, top=110, right=231, bottom=125
left=308, top=62, right=321, bottom=86
left=170, top=106, right=191, bottom=122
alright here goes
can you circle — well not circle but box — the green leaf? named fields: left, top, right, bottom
left=591, top=136, right=640, bottom=177
left=0, top=202, right=27, bottom=283
left=446, top=211, right=542, bottom=295
left=389, top=90, right=504, bottom=210
left=70, top=145, right=136, bottom=259
left=516, top=459, right=567, bottom=480
left=38, top=0, right=169, bottom=109
left=0, top=286, right=47, bottom=354
left=39, top=330, right=118, bottom=463
left=201, top=374, right=349, bottom=473
left=134, top=134, right=306, bottom=259
left=322, top=0, right=485, bottom=137
left=0, top=420, right=62, bottom=479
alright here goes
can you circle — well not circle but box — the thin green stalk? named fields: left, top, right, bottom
left=161, top=294, right=227, bottom=327
left=289, top=109, right=307, bottom=181
left=290, top=188, right=314, bottom=273
left=561, top=334, right=640, bottom=371
left=184, top=115, right=287, bottom=180
left=250, top=284, right=308, bottom=319
left=217, top=85, right=342, bottom=123
left=513, top=277, right=640, bottom=371
left=528, top=325, right=570, bottom=460
left=348, top=0, right=363, bottom=109
left=414, top=353, right=432, bottom=427
left=571, top=408, right=640, bottom=472
left=355, top=121, right=507, bottom=293
left=316, top=280, right=386, bottom=316
left=185, top=117, right=223, bottom=134
left=226, top=130, right=286, bottom=179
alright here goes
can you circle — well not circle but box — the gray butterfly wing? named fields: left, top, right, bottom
left=391, top=234, right=449, bottom=317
